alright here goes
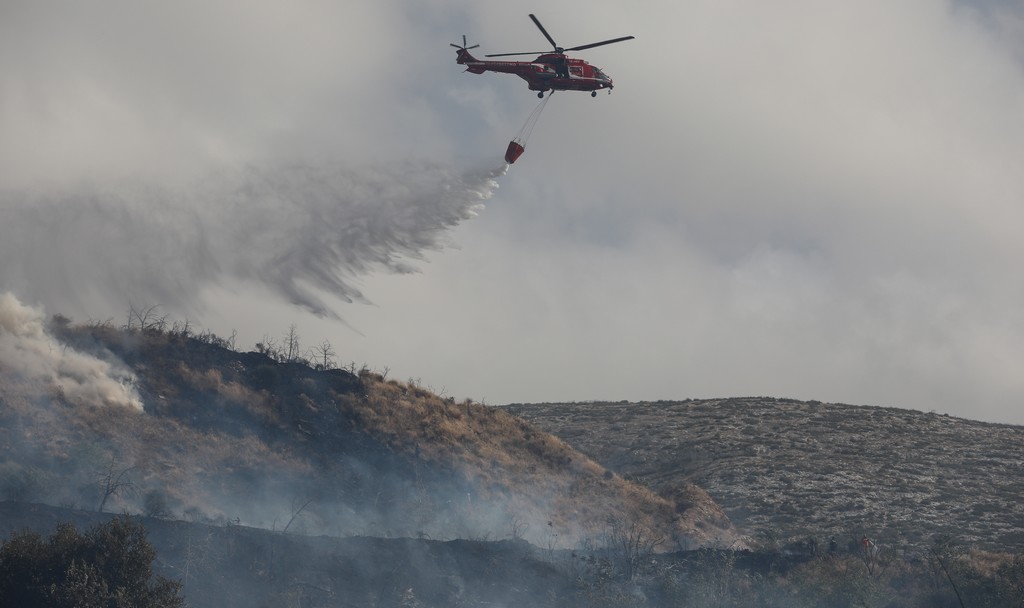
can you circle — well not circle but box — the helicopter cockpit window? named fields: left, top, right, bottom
left=594, top=68, right=609, bottom=80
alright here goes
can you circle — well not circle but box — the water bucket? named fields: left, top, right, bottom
left=505, top=141, right=525, bottom=164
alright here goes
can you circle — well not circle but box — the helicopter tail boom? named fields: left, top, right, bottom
left=454, top=47, right=490, bottom=74
left=454, top=47, right=478, bottom=64
left=452, top=36, right=483, bottom=67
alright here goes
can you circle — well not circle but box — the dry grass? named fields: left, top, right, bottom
left=344, top=375, right=735, bottom=547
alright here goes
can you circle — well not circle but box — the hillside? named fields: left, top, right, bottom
left=503, top=398, right=1024, bottom=552
left=0, top=316, right=735, bottom=550
left=0, top=501, right=576, bottom=608
left=4, top=316, right=1024, bottom=606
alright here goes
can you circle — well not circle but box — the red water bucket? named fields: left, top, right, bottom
left=504, top=141, right=525, bottom=164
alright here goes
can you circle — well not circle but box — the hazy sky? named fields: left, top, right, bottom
left=3, top=1, right=1023, bottom=425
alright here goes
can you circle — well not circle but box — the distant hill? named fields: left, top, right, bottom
left=0, top=319, right=736, bottom=550
left=503, top=398, right=1024, bottom=552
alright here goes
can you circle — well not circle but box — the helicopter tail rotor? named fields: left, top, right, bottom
left=452, top=35, right=484, bottom=69
left=450, top=35, right=480, bottom=51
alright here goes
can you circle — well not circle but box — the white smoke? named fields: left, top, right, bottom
left=0, top=161, right=506, bottom=319
left=0, top=293, right=143, bottom=410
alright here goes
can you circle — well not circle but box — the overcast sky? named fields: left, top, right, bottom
left=3, top=1, right=1023, bottom=425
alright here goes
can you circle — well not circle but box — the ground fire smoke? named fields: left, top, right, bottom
left=0, top=161, right=507, bottom=319
left=0, top=293, right=142, bottom=409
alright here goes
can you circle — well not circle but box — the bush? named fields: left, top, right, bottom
left=143, top=489, right=174, bottom=519
left=0, top=516, right=185, bottom=607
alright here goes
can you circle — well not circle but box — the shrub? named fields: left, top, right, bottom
left=0, top=516, right=185, bottom=608
left=143, top=489, right=174, bottom=519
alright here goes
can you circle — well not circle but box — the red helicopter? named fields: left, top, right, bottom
left=452, top=14, right=634, bottom=98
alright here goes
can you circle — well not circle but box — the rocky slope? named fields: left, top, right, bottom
left=504, top=398, right=1024, bottom=551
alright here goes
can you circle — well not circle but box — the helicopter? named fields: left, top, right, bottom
left=452, top=14, right=634, bottom=98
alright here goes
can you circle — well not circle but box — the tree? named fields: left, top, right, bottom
left=125, top=302, right=168, bottom=332
left=603, top=517, right=664, bottom=581
left=310, top=339, right=337, bottom=371
left=927, top=535, right=967, bottom=608
left=283, top=324, right=301, bottom=363
left=255, top=336, right=282, bottom=361
left=96, top=454, right=137, bottom=513
left=0, top=517, right=185, bottom=607
left=282, top=496, right=313, bottom=534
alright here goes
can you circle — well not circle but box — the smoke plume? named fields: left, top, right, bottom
left=0, top=161, right=507, bottom=319
left=0, top=293, right=142, bottom=410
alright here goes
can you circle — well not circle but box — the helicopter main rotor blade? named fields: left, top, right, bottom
left=529, top=14, right=559, bottom=51
left=564, top=36, right=635, bottom=52
left=483, top=15, right=633, bottom=57
left=484, top=50, right=552, bottom=57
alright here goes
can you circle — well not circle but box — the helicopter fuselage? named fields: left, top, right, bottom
left=456, top=49, right=614, bottom=95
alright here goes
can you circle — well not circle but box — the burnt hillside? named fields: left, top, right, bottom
left=0, top=320, right=735, bottom=549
